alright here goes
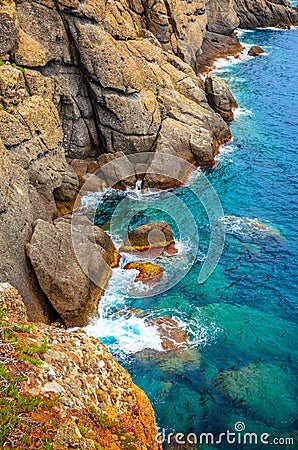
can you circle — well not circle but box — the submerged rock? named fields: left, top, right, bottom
left=214, top=362, right=296, bottom=426
left=124, top=261, right=164, bottom=284
left=248, top=45, right=265, bottom=57
left=120, top=221, right=178, bottom=256
left=148, top=317, right=188, bottom=351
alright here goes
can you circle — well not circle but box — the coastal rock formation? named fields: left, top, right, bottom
left=2, top=0, right=233, bottom=178
left=248, top=45, right=265, bottom=57
left=0, top=283, right=161, bottom=449
left=1, top=0, right=296, bottom=191
left=205, top=74, right=238, bottom=122
left=0, top=0, right=18, bottom=55
left=0, top=142, right=58, bottom=322
left=120, top=221, right=178, bottom=256
left=0, top=62, right=79, bottom=321
left=124, top=261, right=164, bottom=284
left=234, top=0, right=298, bottom=28
left=26, top=218, right=118, bottom=327
left=196, top=0, right=243, bottom=69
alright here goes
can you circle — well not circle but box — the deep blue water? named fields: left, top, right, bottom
left=85, top=28, right=298, bottom=449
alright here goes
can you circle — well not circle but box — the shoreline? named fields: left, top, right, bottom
left=1, top=0, right=298, bottom=446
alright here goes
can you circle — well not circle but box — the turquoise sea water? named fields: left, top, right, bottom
left=85, top=28, right=298, bottom=449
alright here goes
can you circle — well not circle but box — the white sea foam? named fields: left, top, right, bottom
left=234, top=107, right=253, bottom=120
left=221, top=215, right=282, bottom=239
left=212, top=39, right=269, bottom=75
left=85, top=314, right=163, bottom=355
left=214, top=143, right=235, bottom=162
left=84, top=269, right=164, bottom=354
left=84, top=237, right=198, bottom=355
left=190, top=322, right=222, bottom=348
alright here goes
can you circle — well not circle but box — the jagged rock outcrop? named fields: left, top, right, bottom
left=0, top=0, right=297, bottom=323
left=0, top=62, right=79, bottom=321
left=196, top=0, right=243, bottom=69
left=205, top=74, right=238, bottom=122
left=1, top=0, right=296, bottom=189
left=0, top=63, right=78, bottom=216
left=234, top=0, right=298, bottom=28
left=0, top=283, right=161, bottom=449
left=0, top=142, right=58, bottom=322
left=26, top=217, right=119, bottom=327
left=1, top=0, right=232, bottom=178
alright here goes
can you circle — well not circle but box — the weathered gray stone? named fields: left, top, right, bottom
left=26, top=218, right=118, bottom=327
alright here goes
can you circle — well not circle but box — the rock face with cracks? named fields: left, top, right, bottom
left=26, top=217, right=119, bottom=327
left=0, top=0, right=297, bottom=329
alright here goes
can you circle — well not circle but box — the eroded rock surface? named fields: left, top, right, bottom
left=205, top=74, right=238, bottom=122
left=26, top=218, right=119, bottom=327
left=0, top=283, right=161, bottom=449
left=0, top=0, right=297, bottom=322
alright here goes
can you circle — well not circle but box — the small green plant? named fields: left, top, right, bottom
left=0, top=59, right=3, bottom=66
left=17, top=336, right=48, bottom=366
left=78, top=424, right=88, bottom=437
left=11, top=62, right=25, bottom=73
left=44, top=438, right=53, bottom=449
left=0, top=364, right=61, bottom=447
left=0, top=307, right=48, bottom=366
left=88, top=409, right=138, bottom=449
left=0, top=364, right=38, bottom=446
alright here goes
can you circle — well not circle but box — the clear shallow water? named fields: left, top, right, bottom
left=85, top=29, right=298, bottom=449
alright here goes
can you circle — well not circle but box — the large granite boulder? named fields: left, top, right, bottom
left=26, top=218, right=119, bottom=327
left=0, top=143, right=58, bottom=323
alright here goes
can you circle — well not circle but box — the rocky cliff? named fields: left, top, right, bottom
left=0, top=0, right=297, bottom=337
left=0, top=282, right=161, bottom=449
left=1, top=0, right=297, bottom=446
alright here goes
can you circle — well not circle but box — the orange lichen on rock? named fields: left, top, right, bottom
left=124, top=261, right=164, bottom=284
left=0, top=283, right=161, bottom=449
left=120, top=221, right=178, bottom=257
